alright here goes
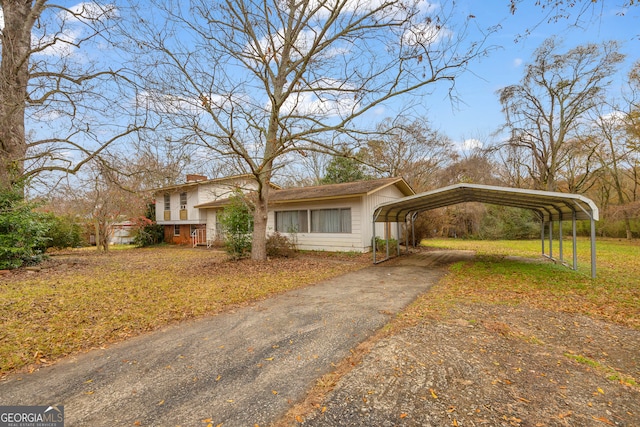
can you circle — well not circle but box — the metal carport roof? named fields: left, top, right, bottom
left=373, top=183, right=599, bottom=224
left=372, top=183, right=599, bottom=278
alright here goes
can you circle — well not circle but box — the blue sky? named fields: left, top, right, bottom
left=4, top=0, right=638, bottom=174
left=418, top=1, right=640, bottom=150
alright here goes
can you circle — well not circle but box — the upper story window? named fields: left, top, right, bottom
left=310, top=208, right=351, bottom=233
left=164, top=194, right=170, bottom=211
left=180, top=192, right=187, bottom=210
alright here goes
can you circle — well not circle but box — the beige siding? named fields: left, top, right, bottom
left=362, top=185, right=408, bottom=249
left=267, top=197, right=366, bottom=252
left=156, top=177, right=257, bottom=225
left=206, top=210, right=220, bottom=242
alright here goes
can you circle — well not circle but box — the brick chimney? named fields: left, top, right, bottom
left=186, top=174, right=207, bottom=182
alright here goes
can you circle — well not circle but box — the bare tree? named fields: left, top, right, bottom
left=497, top=37, right=625, bottom=191
left=509, top=0, right=638, bottom=20
left=362, top=117, right=453, bottom=191
left=127, top=0, right=493, bottom=260
left=0, top=1, right=148, bottom=192
left=588, top=107, right=636, bottom=238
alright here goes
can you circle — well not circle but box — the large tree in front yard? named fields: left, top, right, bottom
left=0, top=1, right=147, bottom=192
left=128, top=0, right=493, bottom=261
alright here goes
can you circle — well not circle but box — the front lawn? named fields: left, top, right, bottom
left=0, top=246, right=369, bottom=375
left=406, top=238, right=640, bottom=329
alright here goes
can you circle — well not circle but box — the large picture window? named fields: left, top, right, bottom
left=275, top=210, right=308, bottom=233
left=311, top=208, right=351, bottom=233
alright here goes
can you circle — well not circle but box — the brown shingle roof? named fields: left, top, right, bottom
left=270, top=177, right=413, bottom=203
left=194, top=177, right=414, bottom=209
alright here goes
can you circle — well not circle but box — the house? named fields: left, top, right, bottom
left=111, top=221, right=136, bottom=245
left=153, top=174, right=265, bottom=245
left=154, top=175, right=414, bottom=252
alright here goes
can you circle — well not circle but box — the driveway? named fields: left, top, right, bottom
left=0, top=251, right=465, bottom=426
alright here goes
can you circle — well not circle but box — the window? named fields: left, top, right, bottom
left=164, top=194, right=170, bottom=211
left=180, top=192, right=187, bottom=210
left=311, top=208, right=351, bottom=233
left=173, top=224, right=180, bottom=236
left=275, top=210, right=308, bottom=233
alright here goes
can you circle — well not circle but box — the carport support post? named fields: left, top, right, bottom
left=549, top=220, right=553, bottom=259
left=559, top=215, right=564, bottom=264
left=572, top=211, right=578, bottom=271
left=591, top=217, right=597, bottom=279
left=541, top=220, right=545, bottom=257
left=412, top=212, right=418, bottom=248
left=385, top=222, right=390, bottom=259
left=397, top=221, right=401, bottom=256
left=372, top=214, right=377, bottom=263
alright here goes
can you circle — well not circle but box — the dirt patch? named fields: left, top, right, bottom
left=294, top=303, right=640, bottom=426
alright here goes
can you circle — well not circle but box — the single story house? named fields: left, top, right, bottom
left=154, top=174, right=414, bottom=252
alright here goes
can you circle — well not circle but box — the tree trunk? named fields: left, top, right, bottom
left=250, top=167, right=271, bottom=261
left=0, top=1, right=35, bottom=190
left=251, top=195, right=268, bottom=261
left=95, top=220, right=109, bottom=252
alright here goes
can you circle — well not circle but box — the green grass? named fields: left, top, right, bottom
left=564, top=352, right=638, bottom=387
left=410, top=238, right=640, bottom=329
left=0, top=246, right=368, bottom=375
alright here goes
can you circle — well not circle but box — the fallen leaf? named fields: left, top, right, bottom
left=321, top=407, right=327, bottom=413
left=597, top=387, right=604, bottom=394
left=272, top=390, right=278, bottom=395
left=295, top=415, right=304, bottom=423
left=452, top=419, right=459, bottom=427
left=430, top=388, right=438, bottom=399
left=134, top=422, right=141, bottom=426
left=592, top=416, right=614, bottom=425
left=400, top=413, right=408, bottom=419
left=216, top=375, right=221, bottom=381
left=158, top=400, right=165, bottom=406
left=264, top=357, right=274, bottom=361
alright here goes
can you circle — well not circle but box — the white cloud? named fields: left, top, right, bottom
left=27, top=3, right=118, bottom=57
left=457, top=138, right=483, bottom=152
left=402, top=21, right=452, bottom=47
left=279, top=79, right=360, bottom=117
left=595, top=110, right=627, bottom=127
left=251, top=27, right=351, bottom=66
left=61, top=2, right=119, bottom=22
left=373, top=106, right=387, bottom=116
left=33, top=28, right=83, bottom=56
left=308, top=0, right=438, bottom=20
left=513, top=58, right=523, bottom=67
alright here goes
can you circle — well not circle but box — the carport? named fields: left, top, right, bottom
left=372, top=183, right=600, bottom=278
